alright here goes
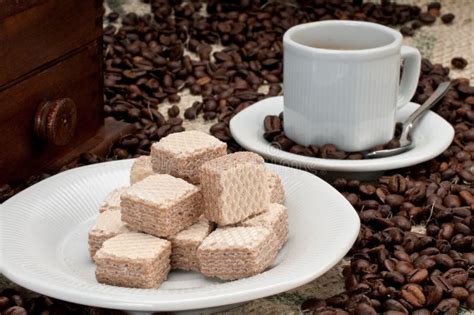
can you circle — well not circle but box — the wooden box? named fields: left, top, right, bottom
left=0, top=0, right=131, bottom=185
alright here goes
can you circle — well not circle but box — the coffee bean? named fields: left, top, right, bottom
left=408, top=268, right=429, bottom=283
left=167, top=105, right=180, bottom=118
left=450, top=286, right=469, bottom=301
left=451, top=57, right=468, bottom=69
left=107, top=11, right=119, bottom=22
left=400, top=26, right=414, bottom=36
left=184, top=107, right=197, bottom=120
left=167, top=117, right=183, bottom=126
left=401, top=283, right=426, bottom=307
left=441, top=13, right=455, bottom=23
left=426, top=285, right=444, bottom=306
left=156, top=125, right=171, bottom=139
left=433, top=298, right=459, bottom=315
left=384, top=299, right=409, bottom=313
left=354, top=303, right=376, bottom=315
left=412, top=20, right=422, bottom=29
left=202, top=111, right=216, bottom=120
left=419, top=12, right=436, bottom=24
left=443, top=268, right=468, bottom=286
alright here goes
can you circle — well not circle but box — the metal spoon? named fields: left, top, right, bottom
left=364, top=81, right=451, bottom=159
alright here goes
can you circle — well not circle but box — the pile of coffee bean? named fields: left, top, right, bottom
left=263, top=113, right=402, bottom=160
left=1, top=0, right=472, bottom=314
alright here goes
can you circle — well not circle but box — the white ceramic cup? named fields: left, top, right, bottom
left=283, top=20, right=421, bottom=152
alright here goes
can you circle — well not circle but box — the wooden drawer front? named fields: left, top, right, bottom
left=0, top=41, right=103, bottom=184
left=0, top=0, right=104, bottom=87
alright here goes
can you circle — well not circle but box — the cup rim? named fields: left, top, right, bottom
left=283, top=20, right=402, bottom=58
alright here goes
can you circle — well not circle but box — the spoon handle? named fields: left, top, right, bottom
left=404, top=81, right=451, bottom=126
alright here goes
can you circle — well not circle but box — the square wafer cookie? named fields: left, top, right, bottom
left=88, top=210, right=132, bottom=259
left=99, top=187, right=127, bottom=213
left=240, top=203, right=288, bottom=250
left=151, top=131, right=227, bottom=184
left=95, top=233, right=171, bottom=288
left=130, top=156, right=154, bottom=184
left=121, top=174, right=203, bottom=237
left=169, top=217, right=215, bottom=271
left=197, top=226, right=279, bottom=280
left=200, top=152, right=270, bottom=225
left=266, top=170, right=285, bottom=204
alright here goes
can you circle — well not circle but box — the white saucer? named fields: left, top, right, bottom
left=230, top=96, right=454, bottom=176
left=0, top=159, right=359, bottom=312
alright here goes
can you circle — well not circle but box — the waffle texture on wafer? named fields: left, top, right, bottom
left=130, top=156, right=154, bottom=184
left=197, top=226, right=279, bottom=280
left=169, top=217, right=215, bottom=271
left=151, top=131, right=227, bottom=184
left=88, top=210, right=131, bottom=259
left=240, top=203, right=288, bottom=250
left=121, top=174, right=203, bottom=237
left=95, top=232, right=171, bottom=288
left=200, top=152, right=270, bottom=225
left=266, top=170, right=285, bottom=204
left=99, top=187, right=127, bottom=213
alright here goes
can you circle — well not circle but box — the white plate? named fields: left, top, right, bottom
left=230, top=96, right=454, bottom=174
left=0, top=160, right=359, bottom=312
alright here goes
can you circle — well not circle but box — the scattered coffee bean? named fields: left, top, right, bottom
left=419, top=12, right=436, bottom=24
left=451, top=57, right=468, bottom=69
left=400, top=26, right=414, bottom=36
left=441, top=13, right=455, bottom=24
left=167, top=105, right=180, bottom=118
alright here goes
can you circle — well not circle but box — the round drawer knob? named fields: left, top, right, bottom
left=34, top=98, right=78, bottom=146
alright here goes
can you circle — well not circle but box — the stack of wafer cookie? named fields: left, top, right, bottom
left=88, top=131, right=288, bottom=288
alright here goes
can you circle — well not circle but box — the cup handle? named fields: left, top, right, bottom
left=397, top=45, right=421, bottom=109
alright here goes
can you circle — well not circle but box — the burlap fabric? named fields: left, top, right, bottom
left=1, top=0, right=472, bottom=313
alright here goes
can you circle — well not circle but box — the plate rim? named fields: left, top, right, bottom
left=0, top=159, right=360, bottom=311
left=229, top=96, right=454, bottom=172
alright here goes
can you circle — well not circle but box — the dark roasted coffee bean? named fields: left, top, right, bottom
left=407, top=268, right=428, bottom=283
left=412, top=20, right=422, bottom=29
left=401, top=283, right=426, bottom=308
left=433, top=298, right=459, bottom=315
left=419, top=12, right=436, bottom=24
left=450, top=286, right=468, bottom=301
left=384, top=299, right=409, bottom=313
left=354, top=303, right=376, bottom=315
left=400, top=26, right=414, bottom=36
left=156, top=125, right=171, bottom=139
left=107, top=11, right=119, bottom=22
left=451, top=57, right=468, bottom=69
left=167, top=105, right=180, bottom=118
left=441, top=13, right=455, bottom=23
left=426, top=285, right=444, bottom=306
left=386, top=194, right=405, bottom=207
left=443, top=268, right=468, bottom=286
left=184, top=107, right=197, bottom=120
